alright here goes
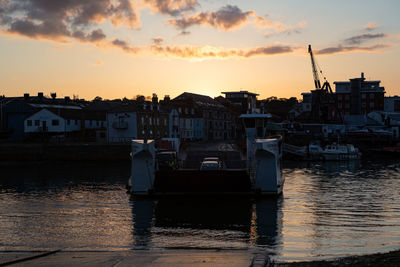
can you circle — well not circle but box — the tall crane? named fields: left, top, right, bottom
left=308, top=45, right=342, bottom=123
left=308, top=44, right=334, bottom=94
left=309, top=44, right=322, bottom=90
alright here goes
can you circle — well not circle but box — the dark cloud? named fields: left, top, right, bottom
left=151, top=43, right=293, bottom=59
left=168, top=5, right=252, bottom=31
left=152, top=37, right=163, bottom=45
left=0, top=0, right=139, bottom=42
left=9, top=18, right=70, bottom=39
left=87, top=29, right=106, bottom=42
left=344, top=33, right=387, bottom=45
left=179, top=30, right=191, bottom=36
left=316, top=44, right=390, bottom=55
left=112, top=38, right=139, bottom=53
left=143, top=0, right=198, bottom=16
left=242, top=45, right=292, bottom=57
left=168, top=5, right=300, bottom=34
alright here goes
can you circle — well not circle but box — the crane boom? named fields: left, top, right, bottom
left=308, top=45, right=321, bottom=89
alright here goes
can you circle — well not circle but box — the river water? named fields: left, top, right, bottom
left=0, top=160, right=399, bottom=261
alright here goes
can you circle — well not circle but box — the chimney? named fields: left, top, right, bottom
left=64, top=96, right=71, bottom=102
left=51, top=92, right=56, bottom=99
left=361, top=72, right=365, bottom=80
left=38, top=92, right=44, bottom=99
left=164, top=95, right=170, bottom=102
left=152, top=93, right=158, bottom=103
left=136, top=95, right=145, bottom=102
left=350, top=78, right=362, bottom=115
left=24, top=93, right=30, bottom=101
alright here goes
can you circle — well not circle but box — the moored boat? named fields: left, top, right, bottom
left=322, top=143, right=361, bottom=161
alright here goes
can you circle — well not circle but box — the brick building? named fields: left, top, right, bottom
left=334, top=73, right=385, bottom=116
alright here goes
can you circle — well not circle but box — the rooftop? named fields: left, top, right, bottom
left=221, top=91, right=259, bottom=97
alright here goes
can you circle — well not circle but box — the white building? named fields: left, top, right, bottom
left=25, top=107, right=107, bottom=142
left=107, top=106, right=138, bottom=143
left=25, top=109, right=67, bottom=133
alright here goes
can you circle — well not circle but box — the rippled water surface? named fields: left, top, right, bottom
left=0, top=160, right=399, bottom=261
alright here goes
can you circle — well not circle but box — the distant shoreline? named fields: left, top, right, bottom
left=0, top=143, right=131, bottom=161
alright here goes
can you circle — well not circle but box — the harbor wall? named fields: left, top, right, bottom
left=0, top=143, right=131, bottom=161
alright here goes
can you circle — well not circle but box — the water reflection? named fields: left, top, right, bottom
left=131, top=198, right=281, bottom=250
left=0, top=160, right=399, bottom=261
left=281, top=159, right=400, bottom=261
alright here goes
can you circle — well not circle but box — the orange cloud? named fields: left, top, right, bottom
left=142, top=0, right=199, bottom=16
left=150, top=43, right=293, bottom=59
left=364, top=22, right=378, bottom=31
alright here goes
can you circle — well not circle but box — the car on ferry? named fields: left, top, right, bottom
left=200, top=157, right=222, bottom=170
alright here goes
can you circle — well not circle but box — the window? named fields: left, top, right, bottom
left=362, top=93, right=366, bottom=99
left=337, top=95, right=342, bottom=100
left=370, top=93, right=374, bottom=99
left=27, top=120, right=32, bottom=126
left=370, top=102, right=375, bottom=108
left=67, top=119, right=70, bottom=125
left=75, top=120, right=78, bottom=125
left=90, top=120, right=93, bottom=126
left=52, top=119, right=59, bottom=126
left=96, top=121, right=99, bottom=126
left=164, top=118, right=167, bottom=126
left=101, top=121, right=104, bottom=127
left=35, top=120, right=40, bottom=126
left=345, top=95, right=350, bottom=101
left=338, top=103, right=342, bottom=109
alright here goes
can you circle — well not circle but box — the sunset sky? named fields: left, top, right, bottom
left=0, top=0, right=399, bottom=100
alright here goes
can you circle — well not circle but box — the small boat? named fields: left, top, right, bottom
left=322, top=143, right=361, bottom=161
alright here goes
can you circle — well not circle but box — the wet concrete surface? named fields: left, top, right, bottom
left=0, top=249, right=260, bottom=267
left=1, top=249, right=399, bottom=267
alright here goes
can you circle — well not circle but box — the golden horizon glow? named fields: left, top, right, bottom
left=0, top=1, right=399, bottom=100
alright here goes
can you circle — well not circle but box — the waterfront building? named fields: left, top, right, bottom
left=159, top=95, right=180, bottom=139
left=24, top=108, right=81, bottom=135
left=107, top=104, right=138, bottom=143
left=1, top=97, right=37, bottom=141
left=173, top=92, right=235, bottom=141
left=167, top=98, right=203, bottom=140
left=3, top=93, right=85, bottom=141
left=221, top=91, right=259, bottom=114
left=333, top=73, right=385, bottom=116
left=136, top=94, right=170, bottom=140
left=368, top=111, right=400, bottom=138
left=384, top=96, right=400, bottom=112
